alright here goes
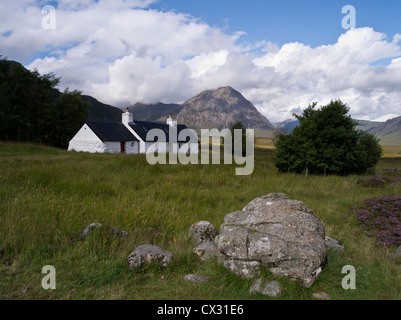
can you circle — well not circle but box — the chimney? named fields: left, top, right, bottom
left=167, top=114, right=177, bottom=127
left=122, top=108, right=134, bottom=125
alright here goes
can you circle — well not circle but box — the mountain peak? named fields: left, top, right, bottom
left=177, top=86, right=275, bottom=133
left=216, top=86, right=237, bottom=93
left=129, top=86, right=275, bottom=136
left=197, top=86, right=242, bottom=97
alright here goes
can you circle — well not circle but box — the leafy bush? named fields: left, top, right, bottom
left=274, top=100, right=383, bottom=176
left=356, top=176, right=401, bottom=188
left=0, top=57, right=88, bottom=148
left=352, top=195, right=401, bottom=247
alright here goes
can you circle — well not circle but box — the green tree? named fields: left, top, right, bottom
left=0, top=57, right=88, bottom=148
left=274, top=100, right=382, bottom=176
left=229, top=120, right=247, bottom=156
left=48, top=89, right=88, bottom=148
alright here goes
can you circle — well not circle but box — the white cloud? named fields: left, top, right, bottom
left=371, top=114, right=401, bottom=122
left=1, top=2, right=401, bottom=123
left=250, top=27, right=401, bottom=121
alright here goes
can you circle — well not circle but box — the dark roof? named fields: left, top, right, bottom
left=86, top=122, right=139, bottom=142
left=129, top=121, right=198, bottom=143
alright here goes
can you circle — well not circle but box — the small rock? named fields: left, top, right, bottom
left=107, top=226, right=129, bottom=240
left=193, top=241, right=217, bottom=261
left=78, top=223, right=102, bottom=239
left=22, top=286, right=32, bottom=294
left=390, top=246, right=401, bottom=264
left=262, top=281, right=281, bottom=297
left=325, top=236, right=345, bottom=252
left=127, top=245, right=174, bottom=269
left=250, top=278, right=281, bottom=297
left=78, top=223, right=129, bottom=240
left=189, top=221, right=218, bottom=246
left=184, top=274, right=210, bottom=283
left=250, top=278, right=264, bottom=293
left=313, top=292, right=331, bottom=300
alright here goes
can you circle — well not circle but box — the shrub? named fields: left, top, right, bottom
left=356, top=176, right=401, bottom=188
left=352, top=195, right=401, bottom=247
left=274, top=100, right=383, bottom=176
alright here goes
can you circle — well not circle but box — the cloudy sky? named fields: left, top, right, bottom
left=1, top=0, right=401, bottom=123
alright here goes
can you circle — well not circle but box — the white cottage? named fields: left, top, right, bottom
left=68, top=121, right=140, bottom=154
left=68, top=111, right=199, bottom=155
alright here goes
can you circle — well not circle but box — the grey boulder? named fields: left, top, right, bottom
left=250, top=279, right=281, bottom=297
left=193, top=241, right=218, bottom=261
left=189, top=221, right=218, bottom=246
left=325, top=236, right=345, bottom=252
left=313, top=292, right=331, bottom=300
left=215, top=193, right=327, bottom=288
left=184, top=274, right=210, bottom=283
left=127, top=245, right=174, bottom=268
left=78, top=223, right=129, bottom=240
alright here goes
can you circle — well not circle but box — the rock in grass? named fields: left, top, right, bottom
left=313, top=292, right=331, bottom=300
left=127, top=245, right=174, bottom=269
left=390, top=246, right=401, bottom=264
left=189, top=221, right=218, bottom=246
left=78, top=223, right=103, bottom=239
left=78, top=223, right=129, bottom=240
left=250, top=279, right=281, bottom=297
left=325, top=236, right=345, bottom=252
left=193, top=241, right=217, bottom=261
left=215, top=193, right=327, bottom=288
left=250, top=278, right=264, bottom=294
left=184, top=274, right=210, bottom=283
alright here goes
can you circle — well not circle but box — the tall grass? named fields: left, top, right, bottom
left=0, top=142, right=400, bottom=300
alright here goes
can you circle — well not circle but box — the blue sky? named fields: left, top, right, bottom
left=151, top=0, right=401, bottom=48
left=1, top=0, right=400, bottom=122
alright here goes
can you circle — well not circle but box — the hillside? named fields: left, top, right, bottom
left=0, top=59, right=88, bottom=148
left=356, top=120, right=383, bottom=132
left=275, top=118, right=401, bottom=146
left=1, top=59, right=123, bottom=124
left=368, top=116, right=401, bottom=146
left=82, top=95, right=123, bottom=123
left=129, top=87, right=276, bottom=137
left=275, top=119, right=299, bottom=133
left=128, top=102, right=182, bottom=122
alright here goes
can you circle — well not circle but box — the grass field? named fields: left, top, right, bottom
left=0, top=140, right=400, bottom=300
left=381, top=144, right=401, bottom=158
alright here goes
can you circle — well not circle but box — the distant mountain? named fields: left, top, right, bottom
left=275, top=117, right=401, bottom=146
left=129, top=87, right=275, bottom=137
left=1, top=59, right=123, bottom=124
left=82, top=95, right=122, bottom=123
left=275, top=119, right=299, bottom=133
left=276, top=118, right=386, bottom=134
left=367, top=116, right=401, bottom=146
left=356, top=120, right=383, bottom=132
left=128, top=102, right=182, bottom=123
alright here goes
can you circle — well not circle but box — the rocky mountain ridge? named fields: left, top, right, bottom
left=129, top=86, right=275, bottom=137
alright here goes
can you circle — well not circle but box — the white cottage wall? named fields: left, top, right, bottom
left=126, top=141, right=140, bottom=154
left=104, top=141, right=140, bottom=154
left=68, top=124, right=106, bottom=153
left=103, top=142, right=122, bottom=154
